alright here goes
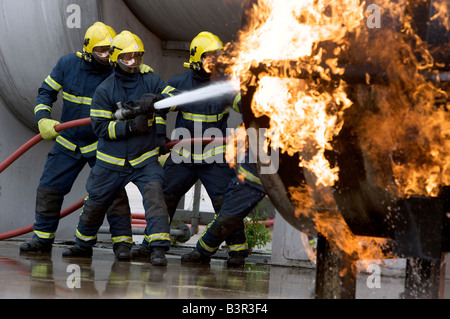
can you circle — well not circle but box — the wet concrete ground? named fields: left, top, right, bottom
left=0, top=240, right=417, bottom=299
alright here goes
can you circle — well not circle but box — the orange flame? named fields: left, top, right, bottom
left=289, top=185, right=392, bottom=267
left=430, top=0, right=450, bottom=30
left=252, top=76, right=352, bottom=187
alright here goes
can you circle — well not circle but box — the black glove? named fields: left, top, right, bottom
left=158, top=134, right=171, bottom=155
left=135, top=93, right=164, bottom=114
left=127, top=115, right=149, bottom=136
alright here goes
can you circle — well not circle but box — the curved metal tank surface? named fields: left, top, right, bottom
left=0, top=0, right=100, bottom=131
left=123, top=0, right=243, bottom=43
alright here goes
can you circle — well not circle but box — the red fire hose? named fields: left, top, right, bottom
left=0, top=118, right=227, bottom=240
left=0, top=198, right=85, bottom=240
left=0, top=118, right=91, bottom=174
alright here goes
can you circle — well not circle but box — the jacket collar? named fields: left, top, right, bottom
left=114, top=67, right=140, bottom=89
left=192, top=69, right=211, bottom=83
left=80, top=57, right=112, bottom=74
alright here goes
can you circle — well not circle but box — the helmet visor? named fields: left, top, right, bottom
left=92, top=45, right=111, bottom=65
left=118, top=52, right=144, bottom=73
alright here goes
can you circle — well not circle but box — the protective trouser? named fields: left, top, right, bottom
left=33, top=149, right=132, bottom=247
left=75, top=161, right=170, bottom=250
left=162, top=157, right=236, bottom=222
left=33, top=149, right=96, bottom=244
left=196, top=178, right=266, bottom=257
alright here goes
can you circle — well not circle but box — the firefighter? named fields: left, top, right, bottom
left=131, top=31, right=240, bottom=259
left=62, top=31, right=177, bottom=266
left=20, top=22, right=145, bottom=260
left=181, top=145, right=266, bottom=267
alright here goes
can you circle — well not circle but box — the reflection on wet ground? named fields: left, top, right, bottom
left=0, top=241, right=410, bottom=299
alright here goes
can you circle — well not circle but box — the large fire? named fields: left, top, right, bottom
left=222, top=0, right=449, bottom=266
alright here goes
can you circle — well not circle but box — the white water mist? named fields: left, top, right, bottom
left=154, top=80, right=240, bottom=110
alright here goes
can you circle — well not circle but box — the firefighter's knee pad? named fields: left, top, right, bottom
left=36, top=187, right=64, bottom=218
left=143, top=182, right=168, bottom=219
left=105, top=189, right=130, bottom=218
left=208, top=213, right=242, bottom=240
left=80, top=200, right=108, bottom=228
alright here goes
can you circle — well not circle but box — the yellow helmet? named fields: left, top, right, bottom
left=83, top=22, right=116, bottom=54
left=109, top=31, right=145, bottom=73
left=184, top=31, right=223, bottom=70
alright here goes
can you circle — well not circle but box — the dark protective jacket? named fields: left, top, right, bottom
left=35, top=53, right=112, bottom=158
left=167, top=70, right=241, bottom=163
left=90, top=68, right=176, bottom=171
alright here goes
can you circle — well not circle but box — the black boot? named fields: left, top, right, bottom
left=227, top=254, right=246, bottom=267
left=131, top=245, right=151, bottom=259
left=19, top=238, right=52, bottom=253
left=150, top=247, right=168, bottom=266
left=114, top=244, right=131, bottom=261
left=62, top=244, right=93, bottom=258
left=181, top=249, right=211, bottom=264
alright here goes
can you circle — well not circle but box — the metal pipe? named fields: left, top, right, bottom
left=98, top=226, right=186, bottom=237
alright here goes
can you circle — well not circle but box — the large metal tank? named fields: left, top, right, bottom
left=123, top=0, right=242, bottom=43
